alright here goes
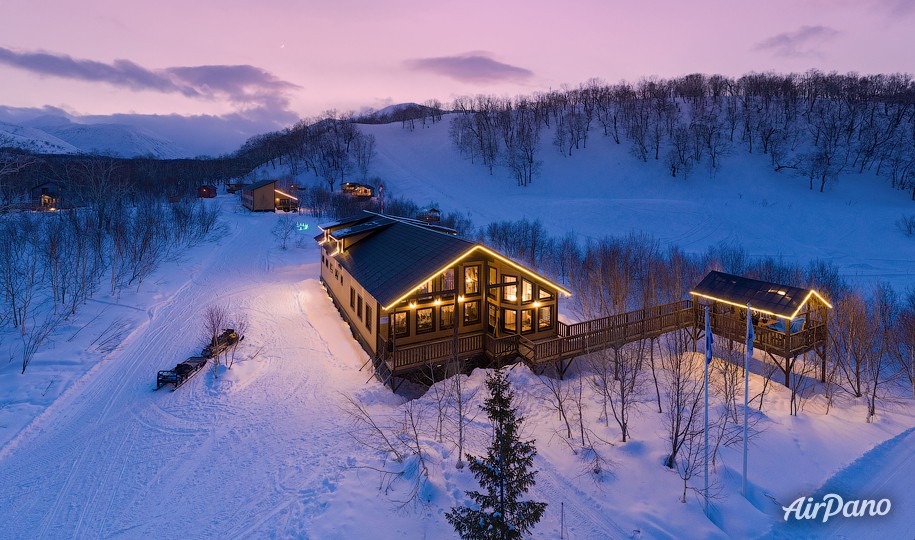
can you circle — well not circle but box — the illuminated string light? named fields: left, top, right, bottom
left=382, top=245, right=571, bottom=311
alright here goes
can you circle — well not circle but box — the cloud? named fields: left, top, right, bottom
left=404, top=52, right=533, bottom=83
left=165, top=65, right=299, bottom=110
left=0, top=105, right=300, bottom=157
left=0, top=47, right=300, bottom=110
left=755, top=25, right=840, bottom=58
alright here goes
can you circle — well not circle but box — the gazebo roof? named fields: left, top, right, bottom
left=690, top=271, right=831, bottom=319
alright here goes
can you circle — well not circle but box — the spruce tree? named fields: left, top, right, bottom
left=446, top=369, right=547, bottom=539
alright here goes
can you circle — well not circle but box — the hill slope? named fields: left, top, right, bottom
left=352, top=116, right=915, bottom=290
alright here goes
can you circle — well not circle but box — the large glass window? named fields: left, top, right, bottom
left=441, top=269, right=455, bottom=292
left=463, top=300, right=481, bottom=325
left=488, top=304, right=498, bottom=333
left=441, top=304, right=455, bottom=330
left=502, top=275, right=518, bottom=302
left=416, top=307, right=434, bottom=334
left=521, top=309, right=534, bottom=333
left=417, top=279, right=433, bottom=298
left=521, top=279, right=533, bottom=303
left=538, top=288, right=554, bottom=301
left=538, top=305, right=553, bottom=331
left=488, top=267, right=498, bottom=299
left=502, top=308, right=518, bottom=333
left=464, top=265, right=480, bottom=296
left=393, top=311, right=409, bottom=336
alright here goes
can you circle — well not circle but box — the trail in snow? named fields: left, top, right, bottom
left=0, top=204, right=372, bottom=539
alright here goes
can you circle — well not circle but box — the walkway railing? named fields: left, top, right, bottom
left=379, top=299, right=826, bottom=375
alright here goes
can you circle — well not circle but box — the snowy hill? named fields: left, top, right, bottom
left=350, top=115, right=914, bottom=291
left=25, top=116, right=189, bottom=158
left=0, top=116, right=189, bottom=158
left=0, top=120, right=80, bottom=154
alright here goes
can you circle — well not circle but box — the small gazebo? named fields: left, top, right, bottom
left=690, top=271, right=832, bottom=385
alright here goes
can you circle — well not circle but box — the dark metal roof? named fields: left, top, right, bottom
left=326, top=212, right=475, bottom=307
left=245, top=179, right=276, bottom=191
left=332, top=217, right=394, bottom=239
left=319, top=214, right=375, bottom=231
left=691, top=271, right=824, bottom=318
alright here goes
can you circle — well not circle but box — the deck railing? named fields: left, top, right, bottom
left=377, top=298, right=826, bottom=375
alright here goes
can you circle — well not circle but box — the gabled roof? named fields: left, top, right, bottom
left=319, top=211, right=571, bottom=310
left=245, top=179, right=276, bottom=191
left=690, top=271, right=832, bottom=319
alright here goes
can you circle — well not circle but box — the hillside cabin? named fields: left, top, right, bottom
left=275, top=188, right=299, bottom=212
left=417, top=207, right=441, bottom=224
left=317, top=211, right=571, bottom=386
left=197, top=185, right=217, bottom=198
left=691, top=271, right=832, bottom=384
left=30, top=181, right=60, bottom=210
left=242, top=180, right=277, bottom=211
left=342, top=182, right=374, bottom=198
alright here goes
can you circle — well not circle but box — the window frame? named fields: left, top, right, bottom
left=464, top=265, right=481, bottom=296
left=463, top=299, right=481, bottom=325
left=502, top=308, right=518, bottom=334
left=521, top=279, right=534, bottom=304
left=521, top=308, right=534, bottom=334
left=365, top=305, right=373, bottom=332
left=440, top=303, right=455, bottom=330
left=538, top=305, right=554, bottom=331
left=415, top=307, right=435, bottom=334
left=502, top=275, right=518, bottom=303
left=393, top=311, right=409, bottom=337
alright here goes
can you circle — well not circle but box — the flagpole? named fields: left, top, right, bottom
left=704, top=306, right=711, bottom=516
left=742, top=302, right=752, bottom=498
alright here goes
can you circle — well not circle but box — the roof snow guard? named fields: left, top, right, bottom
left=690, top=271, right=832, bottom=320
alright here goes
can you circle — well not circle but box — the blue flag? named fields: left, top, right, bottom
left=746, top=307, right=755, bottom=358
left=705, top=306, right=713, bottom=364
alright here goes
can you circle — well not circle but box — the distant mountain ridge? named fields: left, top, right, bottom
left=0, top=116, right=189, bottom=158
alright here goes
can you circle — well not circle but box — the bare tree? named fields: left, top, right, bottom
left=272, top=215, right=296, bottom=249
left=203, top=304, right=229, bottom=378
left=662, top=329, right=704, bottom=469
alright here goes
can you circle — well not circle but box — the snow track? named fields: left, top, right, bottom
left=0, top=207, right=370, bottom=539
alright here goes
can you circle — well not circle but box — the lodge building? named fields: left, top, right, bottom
left=316, top=212, right=570, bottom=384
left=318, top=212, right=832, bottom=389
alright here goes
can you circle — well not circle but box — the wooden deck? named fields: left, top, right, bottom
left=377, top=298, right=827, bottom=379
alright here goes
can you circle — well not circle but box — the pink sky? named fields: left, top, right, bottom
left=1, top=0, right=912, bottom=136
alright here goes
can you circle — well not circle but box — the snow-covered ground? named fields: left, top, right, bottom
left=2, top=115, right=915, bottom=538
left=358, top=117, right=915, bottom=292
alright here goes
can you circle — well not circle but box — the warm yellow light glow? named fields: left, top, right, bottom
left=381, top=245, right=572, bottom=311
left=690, top=289, right=832, bottom=321
left=434, top=298, right=441, bottom=305
left=409, top=302, right=417, bottom=309
left=274, top=189, right=299, bottom=201
left=533, top=301, right=541, bottom=308
left=458, top=295, right=465, bottom=303
left=330, top=245, right=340, bottom=256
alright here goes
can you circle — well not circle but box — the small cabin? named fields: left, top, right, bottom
left=691, top=271, right=832, bottom=384
left=417, top=207, right=441, bottom=224
left=30, top=181, right=59, bottom=210
left=274, top=187, right=299, bottom=212
left=317, top=211, right=571, bottom=386
left=342, top=182, right=374, bottom=198
left=242, top=180, right=277, bottom=211
left=197, top=185, right=217, bottom=198
left=227, top=183, right=248, bottom=194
